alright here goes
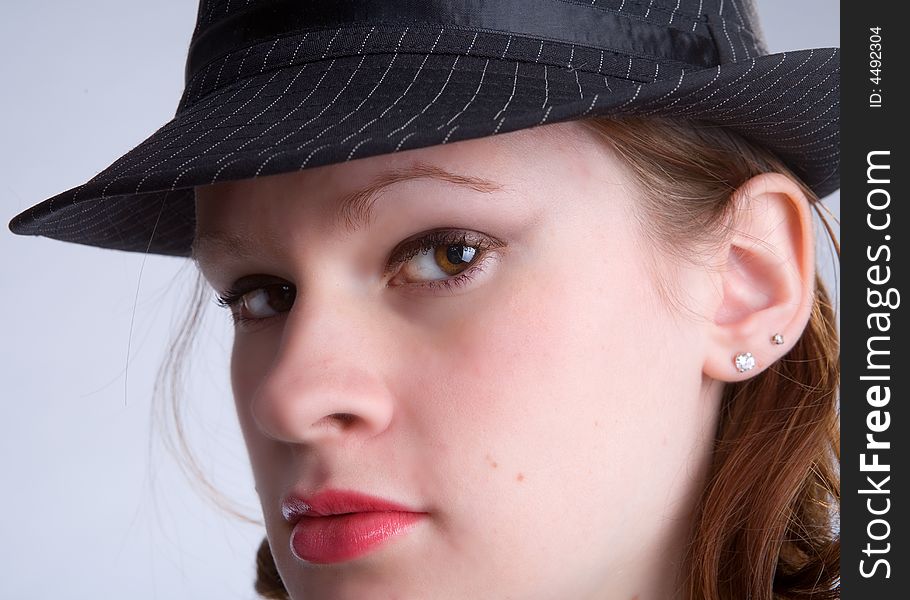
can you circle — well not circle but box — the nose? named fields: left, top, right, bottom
left=246, top=290, right=396, bottom=447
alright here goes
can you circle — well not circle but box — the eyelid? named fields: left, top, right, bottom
left=215, top=274, right=285, bottom=304
left=385, top=228, right=506, bottom=274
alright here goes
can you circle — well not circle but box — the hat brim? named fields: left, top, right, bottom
left=9, top=46, right=839, bottom=257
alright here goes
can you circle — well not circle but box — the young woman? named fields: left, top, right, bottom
left=8, top=1, right=839, bottom=598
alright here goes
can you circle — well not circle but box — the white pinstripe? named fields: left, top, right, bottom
left=321, top=28, right=343, bottom=60
left=774, top=126, right=839, bottom=150
left=235, top=44, right=251, bottom=78
left=741, top=52, right=839, bottom=124
left=233, top=44, right=404, bottom=174
left=253, top=30, right=419, bottom=174
left=535, top=40, right=544, bottom=63
left=692, top=0, right=703, bottom=31
left=582, top=93, right=600, bottom=115
left=681, top=58, right=756, bottom=112
left=359, top=28, right=442, bottom=124
left=537, top=106, right=553, bottom=126
left=387, top=54, right=461, bottom=137
left=736, top=24, right=751, bottom=59
left=668, top=0, right=681, bottom=26
left=575, top=69, right=584, bottom=99
left=166, top=69, right=287, bottom=190
left=325, top=36, right=497, bottom=167
left=707, top=51, right=810, bottom=122
left=338, top=55, right=409, bottom=142
left=730, top=0, right=746, bottom=24
left=626, top=57, right=633, bottom=79
left=659, top=65, right=721, bottom=111
left=721, top=20, right=737, bottom=61
left=211, top=54, right=229, bottom=90
left=492, top=116, right=506, bottom=134
left=300, top=142, right=333, bottom=169
left=394, top=130, right=419, bottom=152
left=89, top=70, right=258, bottom=201
left=213, top=55, right=352, bottom=173
left=437, top=58, right=490, bottom=130
left=739, top=68, right=838, bottom=130
left=771, top=92, right=840, bottom=136
left=704, top=75, right=838, bottom=144
left=645, top=0, right=654, bottom=19
left=542, top=64, right=549, bottom=108
left=209, top=65, right=312, bottom=182
left=501, top=35, right=512, bottom=59
left=249, top=56, right=342, bottom=158
left=708, top=53, right=787, bottom=119
left=195, top=61, right=215, bottom=98
left=358, top=27, right=377, bottom=54
left=277, top=55, right=370, bottom=168
left=346, top=137, right=373, bottom=161
left=494, top=62, right=520, bottom=120
left=248, top=58, right=341, bottom=175
left=289, top=32, right=310, bottom=66
left=328, top=30, right=412, bottom=140
left=618, top=83, right=642, bottom=109
left=292, top=28, right=444, bottom=169
left=466, top=31, right=478, bottom=55
left=99, top=69, right=263, bottom=198
left=261, top=39, right=279, bottom=73
left=133, top=71, right=280, bottom=194
left=639, top=70, right=685, bottom=111
left=442, top=124, right=459, bottom=144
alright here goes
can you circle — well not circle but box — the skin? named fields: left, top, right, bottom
left=193, top=120, right=815, bottom=600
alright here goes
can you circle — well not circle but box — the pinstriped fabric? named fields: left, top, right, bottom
left=8, top=0, right=839, bottom=257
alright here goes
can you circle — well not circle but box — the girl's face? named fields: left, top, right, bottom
left=194, top=121, right=723, bottom=600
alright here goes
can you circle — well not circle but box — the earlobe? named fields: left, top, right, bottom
left=703, top=173, right=816, bottom=382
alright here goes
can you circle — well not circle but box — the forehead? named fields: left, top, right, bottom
left=191, top=121, right=612, bottom=260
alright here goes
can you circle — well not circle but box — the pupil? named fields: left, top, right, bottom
left=446, top=245, right=474, bottom=265
left=272, top=284, right=295, bottom=311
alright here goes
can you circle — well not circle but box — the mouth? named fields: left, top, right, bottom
left=282, top=488, right=428, bottom=564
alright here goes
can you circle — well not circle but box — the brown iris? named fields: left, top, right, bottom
left=434, top=244, right=477, bottom=276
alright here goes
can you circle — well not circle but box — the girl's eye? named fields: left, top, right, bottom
left=386, top=229, right=503, bottom=292
left=214, top=229, right=504, bottom=327
left=215, top=282, right=295, bottom=327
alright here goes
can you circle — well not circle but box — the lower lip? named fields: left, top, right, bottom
left=290, top=511, right=425, bottom=564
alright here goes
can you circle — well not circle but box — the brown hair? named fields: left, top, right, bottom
left=157, top=115, right=840, bottom=599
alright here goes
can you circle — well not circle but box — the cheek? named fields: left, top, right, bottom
left=403, top=224, right=711, bottom=560
left=419, top=223, right=679, bottom=451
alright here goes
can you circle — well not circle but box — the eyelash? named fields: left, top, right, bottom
left=214, top=229, right=501, bottom=327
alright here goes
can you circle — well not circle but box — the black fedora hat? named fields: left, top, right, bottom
left=8, top=0, right=839, bottom=258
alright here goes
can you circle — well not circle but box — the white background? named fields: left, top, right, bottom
left=1, top=2, right=839, bottom=598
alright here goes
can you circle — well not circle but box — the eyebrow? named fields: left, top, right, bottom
left=191, top=161, right=504, bottom=263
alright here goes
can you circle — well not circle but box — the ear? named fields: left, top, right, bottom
left=702, top=173, right=816, bottom=382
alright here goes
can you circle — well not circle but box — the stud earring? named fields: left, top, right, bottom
left=771, top=333, right=784, bottom=345
left=734, top=352, right=756, bottom=373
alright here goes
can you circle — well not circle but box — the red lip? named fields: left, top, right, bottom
left=282, top=489, right=427, bottom=564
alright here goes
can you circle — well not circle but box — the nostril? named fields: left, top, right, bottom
left=329, top=413, right=358, bottom=426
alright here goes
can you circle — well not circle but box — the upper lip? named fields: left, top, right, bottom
left=281, top=488, right=424, bottom=524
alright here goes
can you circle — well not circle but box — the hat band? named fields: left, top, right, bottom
left=186, top=0, right=719, bottom=84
